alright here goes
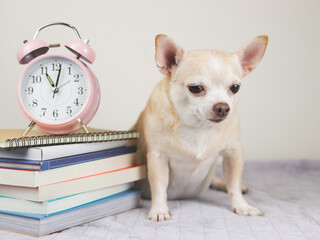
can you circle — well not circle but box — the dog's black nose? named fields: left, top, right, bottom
left=213, top=102, right=230, bottom=118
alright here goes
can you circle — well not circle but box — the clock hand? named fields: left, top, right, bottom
left=55, top=64, right=62, bottom=87
left=52, top=81, right=70, bottom=98
left=45, top=73, right=55, bottom=87
left=58, top=80, right=70, bottom=89
left=53, top=65, right=62, bottom=99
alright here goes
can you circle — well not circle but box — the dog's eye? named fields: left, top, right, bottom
left=230, top=84, right=240, bottom=94
left=188, top=85, right=204, bottom=94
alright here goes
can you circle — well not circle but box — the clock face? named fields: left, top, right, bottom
left=20, top=56, right=89, bottom=123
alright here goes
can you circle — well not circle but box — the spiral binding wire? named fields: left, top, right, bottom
left=5, top=130, right=139, bottom=149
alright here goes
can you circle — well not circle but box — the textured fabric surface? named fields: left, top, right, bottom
left=1, top=160, right=319, bottom=240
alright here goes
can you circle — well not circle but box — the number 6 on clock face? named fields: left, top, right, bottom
left=18, top=53, right=100, bottom=134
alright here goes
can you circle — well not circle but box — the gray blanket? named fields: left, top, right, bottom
left=1, top=160, right=319, bottom=240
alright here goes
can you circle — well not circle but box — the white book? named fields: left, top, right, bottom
left=0, top=183, right=132, bottom=215
left=0, top=165, right=146, bottom=201
left=0, top=152, right=137, bottom=187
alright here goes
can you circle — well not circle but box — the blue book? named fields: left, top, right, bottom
left=0, top=145, right=137, bottom=171
left=0, top=189, right=141, bottom=236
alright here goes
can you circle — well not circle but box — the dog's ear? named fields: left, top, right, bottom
left=155, top=34, right=185, bottom=76
left=235, top=35, right=268, bottom=77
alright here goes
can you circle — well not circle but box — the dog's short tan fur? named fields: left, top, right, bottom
left=134, top=34, right=268, bottom=221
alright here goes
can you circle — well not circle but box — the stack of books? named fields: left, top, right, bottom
left=0, top=129, right=145, bottom=236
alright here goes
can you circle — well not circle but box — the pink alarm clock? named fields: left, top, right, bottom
left=17, top=22, right=100, bottom=135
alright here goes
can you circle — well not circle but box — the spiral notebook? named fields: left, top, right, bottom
left=0, top=128, right=138, bottom=149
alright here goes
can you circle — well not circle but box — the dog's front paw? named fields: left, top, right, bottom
left=148, top=207, right=171, bottom=222
left=233, top=205, right=263, bottom=216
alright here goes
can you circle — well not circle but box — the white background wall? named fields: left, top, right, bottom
left=0, top=0, right=319, bottom=161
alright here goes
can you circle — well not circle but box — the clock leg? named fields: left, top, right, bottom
left=77, top=118, right=89, bottom=133
left=22, top=121, right=36, bottom=137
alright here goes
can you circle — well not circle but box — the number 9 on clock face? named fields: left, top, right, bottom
left=18, top=54, right=100, bottom=134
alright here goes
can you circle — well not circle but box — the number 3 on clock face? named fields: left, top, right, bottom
left=18, top=54, right=100, bottom=134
